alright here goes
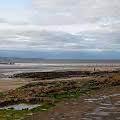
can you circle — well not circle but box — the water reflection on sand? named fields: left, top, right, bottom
left=0, top=62, right=120, bottom=77
left=83, top=94, right=120, bottom=120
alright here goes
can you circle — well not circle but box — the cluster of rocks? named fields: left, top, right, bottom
left=11, top=70, right=119, bottom=79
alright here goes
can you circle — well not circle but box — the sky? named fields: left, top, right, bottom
left=0, top=0, right=120, bottom=59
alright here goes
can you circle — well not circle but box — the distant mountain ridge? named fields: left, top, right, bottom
left=0, top=57, right=120, bottom=64
left=0, top=57, right=45, bottom=63
left=0, top=50, right=120, bottom=59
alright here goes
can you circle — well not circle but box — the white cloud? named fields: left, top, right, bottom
left=31, top=0, right=120, bottom=25
left=0, top=0, right=120, bottom=52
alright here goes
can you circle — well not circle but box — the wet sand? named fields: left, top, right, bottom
left=0, top=62, right=120, bottom=76
left=0, top=79, right=32, bottom=92
left=26, top=87, right=120, bottom=120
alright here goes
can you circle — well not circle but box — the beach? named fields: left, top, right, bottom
left=0, top=60, right=120, bottom=120
left=0, top=60, right=120, bottom=76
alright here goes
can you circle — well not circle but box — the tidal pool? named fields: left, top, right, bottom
left=0, top=104, right=41, bottom=110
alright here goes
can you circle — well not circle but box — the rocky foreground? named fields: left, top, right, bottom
left=0, top=70, right=120, bottom=120
left=26, top=87, right=120, bottom=120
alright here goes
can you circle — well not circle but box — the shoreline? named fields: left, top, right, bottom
left=0, top=62, right=120, bottom=77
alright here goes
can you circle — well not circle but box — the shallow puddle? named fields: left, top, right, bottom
left=0, top=104, right=41, bottom=110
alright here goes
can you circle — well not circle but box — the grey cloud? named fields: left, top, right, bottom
left=0, top=30, right=120, bottom=51
left=0, top=18, right=8, bottom=23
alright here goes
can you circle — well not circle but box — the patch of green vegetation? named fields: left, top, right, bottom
left=47, top=80, right=100, bottom=101
left=0, top=92, right=5, bottom=97
left=0, top=102, right=56, bottom=120
left=47, top=90, right=81, bottom=100
left=0, top=109, right=30, bottom=120
left=31, top=103, right=55, bottom=112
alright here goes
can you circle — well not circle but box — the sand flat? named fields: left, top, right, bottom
left=0, top=79, right=32, bottom=92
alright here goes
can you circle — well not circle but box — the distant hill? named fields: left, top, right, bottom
left=0, top=57, right=45, bottom=63
left=0, top=50, right=120, bottom=59
left=0, top=57, right=120, bottom=64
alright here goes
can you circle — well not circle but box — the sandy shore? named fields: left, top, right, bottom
left=0, top=62, right=120, bottom=76
left=0, top=79, right=33, bottom=92
left=0, top=64, right=120, bottom=92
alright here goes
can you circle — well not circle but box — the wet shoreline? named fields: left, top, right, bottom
left=0, top=62, right=120, bottom=77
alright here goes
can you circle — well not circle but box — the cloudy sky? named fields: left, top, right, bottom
left=0, top=0, right=120, bottom=58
